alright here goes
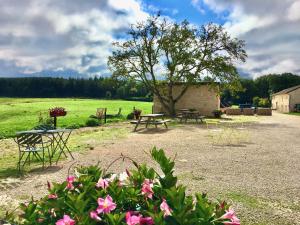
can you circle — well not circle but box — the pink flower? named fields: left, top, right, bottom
left=126, top=212, right=141, bottom=225
left=66, top=176, right=75, bottom=190
left=55, top=215, right=75, bottom=225
left=140, top=217, right=154, bottom=225
left=160, top=199, right=172, bottom=217
left=96, top=178, right=109, bottom=189
left=37, top=218, right=44, bottom=223
left=221, top=209, right=240, bottom=225
left=97, top=195, right=117, bottom=214
left=125, top=212, right=154, bottom=225
left=48, top=194, right=58, bottom=199
left=141, top=179, right=154, bottom=199
left=66, top=176, right=75, bottom=183
left=90, top=211, right=101, bottom=221
left=47, top=181, right=51, bottom=190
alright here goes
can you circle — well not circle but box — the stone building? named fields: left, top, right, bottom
left=153, top=83, right=220, bottom=116
left=271, top=85, right=300, bottom=113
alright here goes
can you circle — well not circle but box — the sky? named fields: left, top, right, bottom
left=0, top=0, right=299, bottom=79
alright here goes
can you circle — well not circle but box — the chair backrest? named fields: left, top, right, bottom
left=15, top=133, right=43, bottom=148
left=96, top=108, right=106, bottom=119
left=116, top=108, right=122, bottom=116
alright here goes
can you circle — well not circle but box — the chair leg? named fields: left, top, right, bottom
left=42, top=149, right=45, bottom=169
left=28, top=152, right=31, bottom=166
left=164, top=123, right=168, bottom=129
left=48, top=147, right=52, bottom=166
left=18, top=152, right=25, bottom=172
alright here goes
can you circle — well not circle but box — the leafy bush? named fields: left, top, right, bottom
left=85, top=118, right=100, bottom=127
left=212, top=110, right=223, bottom=118
left=252, top=97, right=270, bottom=108
left=66, top=124, right=81, bottom=129
left=258, top=98, right=270, bottom=107
left=252, top=96, right=260, bottom=107
left=126, top=113, right=134, bottom=120
left=16, top=148, right=240, bottom=225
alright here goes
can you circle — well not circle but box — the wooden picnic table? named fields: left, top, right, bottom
left=131, top=114, right=170, bottom=132
left=177, top=110, right=205, bottom=123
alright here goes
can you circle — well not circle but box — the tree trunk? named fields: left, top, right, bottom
left=166, top=83, right=176, bottom=117
left=168, top=100, right=176, bottom=117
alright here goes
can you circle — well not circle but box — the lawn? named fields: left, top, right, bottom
left=288, top=112, right=300, bottom=116
left=0, top=98, right=152, bottom=138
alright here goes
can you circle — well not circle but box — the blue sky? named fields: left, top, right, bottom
left=143, top=0, right=226, bottom=24
left=0, top=0, right=299, bottom=79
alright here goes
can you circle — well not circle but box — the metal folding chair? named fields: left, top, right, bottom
left=14, top=132, right=53, bottom=171
left=96, top=108, right=107, bottom=123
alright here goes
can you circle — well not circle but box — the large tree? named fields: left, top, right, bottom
left=108, top=16, right=247, bottom=115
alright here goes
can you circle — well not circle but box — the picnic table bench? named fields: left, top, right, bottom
left=177, top=109, right=205, bottom=123
left=131, top=114, right=170, bottom=132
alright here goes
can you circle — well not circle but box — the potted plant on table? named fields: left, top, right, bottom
left=49, top=107, right=67, bottom=128
left=133, top=109, right=142, bottom=120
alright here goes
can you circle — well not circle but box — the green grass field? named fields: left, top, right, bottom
left=288, top=112, right=300, bottom=116
left=0, top=98, right=152, bottom=138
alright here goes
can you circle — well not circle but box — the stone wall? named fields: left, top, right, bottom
left=153, top=84, right=220, bottom=116
left=271, top=94, right=290, bottom=113
left=289, top=88, right=300, bottom=112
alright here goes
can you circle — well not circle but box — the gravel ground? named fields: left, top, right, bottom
left=0, top=112, right=299, bottom=224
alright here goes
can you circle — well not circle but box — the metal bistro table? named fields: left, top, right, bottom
left=132, top=114, right=170, bottom=132
left=46, top=129, right=74, bottom=164
left=16, top=129, right=74, bottom=165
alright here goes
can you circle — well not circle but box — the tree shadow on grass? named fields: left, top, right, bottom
left=0, top=164, right=63, bottom=180
left=0, top=167, right=21, bottom=179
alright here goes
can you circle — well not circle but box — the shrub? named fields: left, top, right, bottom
left=252, top=97, right=270, bottom=108
left=66, top=124, right=81, bottom=129
left=16, top=148, right=240, bottom=225
left=212, top=110, right=223, bottom=118
left=252, top=96, right=260, bottom=107
left=126, top=113, right=134, bottom=120
left=258, top=98, right=270, bottom=108
left=85, top=118, right=100, bottom=127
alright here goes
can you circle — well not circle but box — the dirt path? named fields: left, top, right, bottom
left=1, top=112, right=300, bottom=224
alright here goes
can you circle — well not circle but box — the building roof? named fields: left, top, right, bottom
left=272, top=85, right=300, bottom=96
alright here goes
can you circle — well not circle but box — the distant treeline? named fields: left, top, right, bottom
left=0, top=73, right=299, bottom=104
left=222, top=73, right=300, bottom=105
left=0, top=77, right=151, bottom=100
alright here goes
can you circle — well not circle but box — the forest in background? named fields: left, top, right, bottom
left=0, top=73, right=299, bottom=105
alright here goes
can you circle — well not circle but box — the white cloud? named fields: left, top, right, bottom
left=0, top=0, right=149, bottom=77
left=202, top=0, right=300, bottom=78
left=191, top=0, right=206, bottom=14
left=287, top=0, right=300, bottom=21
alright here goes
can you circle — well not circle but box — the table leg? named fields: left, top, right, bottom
left=55, top=131, right=73, bottom=164
left=145, top=118, right=151, bottom=128
left=133, top=117, right=141, bottom=132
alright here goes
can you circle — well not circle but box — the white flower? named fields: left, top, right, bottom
left=107, top=174, right=117, bottom=182
left=119, top=172, right=129, bottom=185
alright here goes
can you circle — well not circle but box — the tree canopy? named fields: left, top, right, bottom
left=108, top=15, right=247, bottom=115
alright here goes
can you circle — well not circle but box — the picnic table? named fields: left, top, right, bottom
left=177, top=109, right=205, bottom=123
left=16, top=129, right=73, bottom=165
left=131, top=114, right=170, bottom=132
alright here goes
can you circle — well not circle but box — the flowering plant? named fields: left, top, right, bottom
left=49, top=107, right=67, bottom=117
left=19, top=148, right=240, bottom=225
left=133, top=109, right=142, bottom=120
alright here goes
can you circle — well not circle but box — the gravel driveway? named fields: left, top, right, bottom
left=0, top=112, right=299, bottom=225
